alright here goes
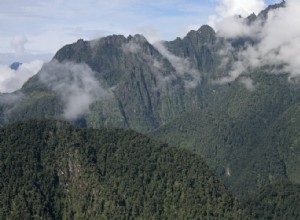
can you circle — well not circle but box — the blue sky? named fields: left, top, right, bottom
left=0, top=0, right=281, bottom=64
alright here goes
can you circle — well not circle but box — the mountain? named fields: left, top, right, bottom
left=245, top=0, right=286, bottom=24
left=0, top=120, right=245, bottom=219
left=257, top=0, right=286, bottom=21
left=150, top=71, right=300, bottom=195
left=0, top=1, right=298, bottom=200
left=9, top=62, right=22, bottom=70
left=1, top=29, right=221, bottom=132
left=2, top=119, right=300, bottom=219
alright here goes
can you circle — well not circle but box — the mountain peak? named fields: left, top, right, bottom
left=245, top=1, right=286, bottom=25
left=197, top=25, right=215, bottom=35
left=184, top=25, right=216, bottom=44
left=10, top=62, right=22, bottom=70
left=133, top=34, right=147, bottom=41
left=257, top=0, right=286, bottom=20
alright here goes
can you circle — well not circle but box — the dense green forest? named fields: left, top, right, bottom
left=1, top=120, right=299, bottom=219
left=0, top=120, right=246, bottom=219
left=0, top=2, right=299, bottom=219
left=242, top=181, right=300, bottom=219
left=150, top=72, right=300, bottom=195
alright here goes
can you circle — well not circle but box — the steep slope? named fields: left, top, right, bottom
left=0, top=120, right=245, bottom=219
left=165, top=25, right=221, bottom=77
left=150, top=71, right=300, bottom=195
left=1, top=30, right=220, bottom=132
left=0, top=1, right=298, bottom=201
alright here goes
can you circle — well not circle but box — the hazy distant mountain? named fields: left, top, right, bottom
left=9, top=62, right=22, bottom=70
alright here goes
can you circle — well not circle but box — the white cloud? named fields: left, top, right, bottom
left=11, top=35, right=28, bottom=56
left=154, top=42, right=201, bottom=88
left=0, top=0, right=212, bottom=55
left=216, top=0, right=266, bottom=18
left=239, top=77, right=256, bottom=91
left=209, top=0, right=266, bottom=30
left=214, top=0, right=300, bottom=84
left=0, top=60, right=43, bottom=93
left=215, top=16, right=261, bottom=38
left=38, top=60, right=111, bottom=120
left=0, top=91, right=25, bottom=125
left=122, top=41, right=143, bottom=54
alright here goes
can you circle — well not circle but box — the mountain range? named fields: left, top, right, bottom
left=1, top=1, right=299, bottom=219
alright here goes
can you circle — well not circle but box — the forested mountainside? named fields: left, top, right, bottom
left=1, top=120, right=300, bottom=219
left=0, top=25, right=224, bottom=132
left=151, top=71, right=300, bottom=195
left=0, top=0, right=298, bottom=212
left=0, top=120, right=245, bottom=219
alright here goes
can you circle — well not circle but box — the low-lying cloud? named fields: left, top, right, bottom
left=154, top=42, right=201, bottom=88
left=0, top=92, right=25, bottom=125
left=122, top=38, right=175, bottom=88
left=213, top=0, right=300, bottom=84
left=122, top=38, right=201, bottom=89
left=209, top=0, right=266, bottom=29
left=38, top=60, right=111, bottom=120
left=0, top=60, right=43, bottom=93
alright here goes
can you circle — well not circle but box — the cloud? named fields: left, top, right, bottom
left=0, top=91, right=25, bottom=125
left=239, top=77, right=256, bottom=91
left=213, top=0, right=300, bottom=84
left=122, top=40, right=143, bottom=54
left=0, top=0, right=212, bottom=55
left=121, top=40, right=166, bottom=90
left=154, top=42, right=201, bottom=88
left=209, top=0, right=266, bottom=35
left=0, top=60, right=43, bottom=93
left=11, top=35, right=28, bottom=56
left=215, top=16, right=261, bottom=38
left=216, top=0, right=266, bottom=18
left=38, top=60, right=111, bottom=120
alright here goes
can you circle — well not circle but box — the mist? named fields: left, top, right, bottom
left=213, top=0, right=300, bottom=84
left=122, top=38, right=176, bottom=89
left=38, top=60, right=111, bottom=120
left=0, top=92, right=25, bottom=125
left=0, top=60, right=43, bottom=93
left=153, top=42, right=201, bottom=88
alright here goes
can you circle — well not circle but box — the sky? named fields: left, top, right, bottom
left=0, top=0, right=280, bottom=64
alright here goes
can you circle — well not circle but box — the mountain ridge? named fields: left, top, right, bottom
left=0, top=1, right=299, bottom=201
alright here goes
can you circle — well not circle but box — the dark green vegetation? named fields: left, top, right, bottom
left=242, top=181, right=300, bottom=219
left=151, top=72, right=300, bottom=195
left=0, top=120, right=245, bottom=219
left=1, top=120, right=299, bottom=219
left=0, top=1, right=298, bottom=218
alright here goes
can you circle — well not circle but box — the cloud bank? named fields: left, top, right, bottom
left=217, top=0, right=266, bottom=18
left=209, top=0, right=266, bottom=28
left=0, top=60, right=43, bottom=93
left=214, top=0, right=300, bottom=83
left=38, top=60, right=110, bottom=120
